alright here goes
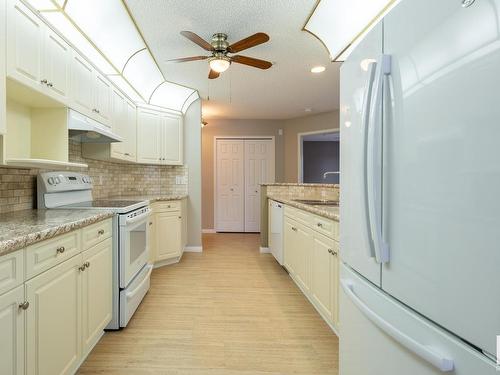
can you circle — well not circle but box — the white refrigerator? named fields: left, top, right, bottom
left=340, top=0, right=500, bottom=374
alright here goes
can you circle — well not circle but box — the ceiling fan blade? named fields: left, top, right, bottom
left=231, top=55, right=272, bottom=69
left=227, top=33, right=269, bottom=53
left=166, top=56, right=209, bottom=63
left=208, top=69, right=220, bottom=79
left=180, top=31, right=214, bottom=51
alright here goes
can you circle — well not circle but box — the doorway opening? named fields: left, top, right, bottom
left=298, top=130, right=339, bottom=184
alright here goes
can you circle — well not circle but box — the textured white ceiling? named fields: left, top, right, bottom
left=125, top=0, right=340, bottom=120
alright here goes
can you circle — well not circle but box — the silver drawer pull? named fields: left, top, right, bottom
left=40, top=79, right=48, bottom=84
left=149, top=222, right=153, bottom=226
left=292, top=227, right=298, bottom=232
left=98, top=229, right=105, bottom=235
left=19, top=301, right=29, bottom=310
left=328, top=249, right=333, bottom=254
left=317, top=222, right=323, bottom=228
left=56, top=246, right=65, bottom=254
left=79, top=265, right=86, bottom=272
left=85, top=261, right=90, bottom=268
left=47, top=82, right=53, bottom=87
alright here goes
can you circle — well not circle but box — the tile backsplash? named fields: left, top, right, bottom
left=265, top=184, right=340, bottom=201
left=0, top=140, right=188, bottom=214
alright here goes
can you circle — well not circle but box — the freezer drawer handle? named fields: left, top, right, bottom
left=340, top=279, right=454, bottom=372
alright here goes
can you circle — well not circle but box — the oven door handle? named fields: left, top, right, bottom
left=126, top=265, right=153, bottom=298
left=126, top=208, right=151, bottom=225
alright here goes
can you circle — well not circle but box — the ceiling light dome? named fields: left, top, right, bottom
left=209, top=56, right=231, bottom=73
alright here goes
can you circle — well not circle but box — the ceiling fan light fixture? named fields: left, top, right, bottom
left=209, top=56, right=231, bottom=73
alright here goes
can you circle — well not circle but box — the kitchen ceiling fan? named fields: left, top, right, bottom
left=167, top=31, right=272, bottom=79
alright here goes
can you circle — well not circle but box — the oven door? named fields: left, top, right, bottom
left=119, top=207, right=150, bottom=288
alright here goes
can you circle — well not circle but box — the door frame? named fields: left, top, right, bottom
left=214, top=136, right=276, bottom=232
left=297, top=128, right=339, bottom=183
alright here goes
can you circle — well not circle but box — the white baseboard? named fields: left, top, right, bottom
left=202, top=228, right=216, bottom=233
left=260, top=247, right=271, bottom=254
left=184, top=246, right=203, bottom=253
left=153, top=257, right=179, bottom=269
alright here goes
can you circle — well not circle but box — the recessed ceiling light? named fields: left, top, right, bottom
left=305, top=108, right=313, bottom=112
left=311, top=66, right=326, bottom=73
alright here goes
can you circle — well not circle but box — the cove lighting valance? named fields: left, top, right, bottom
left=304, top=0, right=398, bottom=61
left=27, top=0, right=199, bottom=113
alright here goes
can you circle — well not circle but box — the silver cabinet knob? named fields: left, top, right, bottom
left=178, top=216, right=182, bottom=219
left=149, top=222, right=153, bottom=226
left=79, top=265, right=86, bottom=272
left=328, top=249, right=333, bottom=254
left=47, top=82, right=53, bottom=87
left=292, top=227, right=297, bottom=232
left=56, top=246, right=65, bottom=254
left=98, top=229, right=105, bottom=235
left=85, top=261, right=90, bottom=268
left=19, top=301, right=29, bottom=310
left=40, top=79, right=48, bottom=84
left=124, top=152, right=130, bottom=156
left=317, top=222, right=323, bottom=228
left=230, top=188, right=234, bottom=191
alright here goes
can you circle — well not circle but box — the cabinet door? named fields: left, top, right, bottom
left=155, top=212, right=182, bottom=261
left=93, top=73, right=111, bottom=125
left=294, top=222, right=312, bottom=293
left=330, top=240, right=339, bottom=326
left=161, top=114, right=183, bottom=165
left=147, top=213, right=156, bottom=263
left=6, top=0, right=43, bottom=88
left=71, top=53, right=94, bottom=115
left=43, top=28, right=70, bottom=102
left=26, top=255, right=82, bottom=375
left=311, top=233, right=333, bottom=321
left=137, top=109, right=161, bottom=164
left=0, top=0, right=6, bottom=135
left=283, top=218, right=296, bottom=274
left=0, top=285, right=25, bottom=375
left=110, top=89, right=127, bottom=158
left=81, top=238, right=112, bottom=356
left=124, top=100, right=137, bottom=161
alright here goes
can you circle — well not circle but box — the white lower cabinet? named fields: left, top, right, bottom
left=283, top=203, right=340, bottom=331
left=25, top=254, right=82, bottom=375
left=0, top=219, right=113, bottom=375
left=149, top=200, right=187, bottom=265
left=0, top=285, right=25, bottom=375
left=81, top=238, right=112, bottom=357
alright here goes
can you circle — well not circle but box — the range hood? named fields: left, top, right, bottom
left=68, top=109, right=123, bottom=143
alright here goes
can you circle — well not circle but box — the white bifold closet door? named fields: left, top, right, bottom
left=216, top=139, right=274, bottom=233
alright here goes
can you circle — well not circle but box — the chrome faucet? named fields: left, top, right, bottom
left=323, top=171, right=340, bottom=179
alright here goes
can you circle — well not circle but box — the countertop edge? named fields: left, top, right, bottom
left=0, top=212, right=114, bottom=257
left=267, top=194, right=340, bottom=222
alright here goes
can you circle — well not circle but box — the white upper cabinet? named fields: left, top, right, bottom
left=161, top=113, right=183, bottom=165
left=137, top=107, right=183, bottom=165
left=0, top=0, right=6, bottom=135
left=7, top=0, right=43, bottom=89
left=124, top=100, right=137, bottom=161
left=137, top=108, right=162, bottom=164
left=70, top=52, right=94, bottom=114
left=42, top=28, right=71, bottom=102
left=110, top=89, right=127, bottom=158
left=7, top=0, right=70, bottom=103
left=93, top=72, right=111, bottom=125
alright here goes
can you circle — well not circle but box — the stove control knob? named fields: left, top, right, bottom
left=54, top=177, right=61, bottom=184
left=47, top=177, right=55, bottom=185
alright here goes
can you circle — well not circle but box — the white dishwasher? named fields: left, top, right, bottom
left=269, top=200, right=284, bottom=265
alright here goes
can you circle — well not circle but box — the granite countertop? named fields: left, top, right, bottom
left=108, top=194, right=188, bottom=203
left=267, top=194, right=340, bottom=222
left=262, top=183, right=340, bottom=188
left=0, top=209, right=114, bottom=257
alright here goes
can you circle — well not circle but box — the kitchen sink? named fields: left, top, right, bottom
left=293, top=199, right=339, bottom=207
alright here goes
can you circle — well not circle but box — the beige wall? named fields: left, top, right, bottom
left=201, top=119, right=284, bottom=230
left=283, top=111, right=339, bottom=182
left=184, top=99, right=202, bottom=248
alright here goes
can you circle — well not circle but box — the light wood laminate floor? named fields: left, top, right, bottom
left=78, top=233, right=339, bottom=375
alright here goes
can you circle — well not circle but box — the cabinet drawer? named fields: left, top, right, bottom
left=284, top=205, right=311, bottom=226
left=0, top=249, right=24, bottom=294
left=26, top=231, right=80, bottom=279
left=82, top=219, right=112, bottom=250
left=153, top=201, right=181, bottom=213
left=311, top=214, right=339, bottom=240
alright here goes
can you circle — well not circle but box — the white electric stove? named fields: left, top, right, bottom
left=37, top=171, right=152, bottom=329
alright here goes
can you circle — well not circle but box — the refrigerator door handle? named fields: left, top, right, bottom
left=366, top=54, right=391, bottom=263
left=341, top=279, right=455, bottom=372
left=362, top=61, right=378, bottom=258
